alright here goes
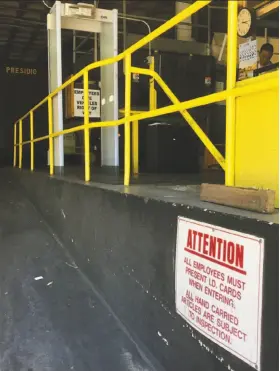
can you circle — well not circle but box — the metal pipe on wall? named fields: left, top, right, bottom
left=119, top=15, right=152, bottom=56
left=208, top=5, right=227, bottom=10
left=75, top=33, right=93, bottom=53
left=218, top=34, right=227, bottom=62
left=118, top=12, right=208, bottom=28
left=73, top=30, right=76, bottom=64
left=94, top=0, right=98, bottom=62
left=123, top=0, right=127, bottom=51
left=94, top=33, right=98, bottom=62
left=207, top=6, right=211, bottom=56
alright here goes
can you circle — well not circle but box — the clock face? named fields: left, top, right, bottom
left=237, top=8, right=252, bottom=37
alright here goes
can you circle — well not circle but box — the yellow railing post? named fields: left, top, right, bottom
left=13, top=123, right=17, bottom=167
left=225, top=0, right=238, bottom=186
left=30, top=111, right=34, bottom=171
left=124, top=53, right=132, bottom=186
left=19, top=119, right=22, bottom=169
left=15, top=0, right=279, bottom=191
left=130, top=66, right=226, bottom=169
left=48, top=98, right=54, bottom=175
left=149, top=56, right=157, bottom=110
left=132, top=120, right=139, bottom=175
left=83, top=70, right=91, bottom=182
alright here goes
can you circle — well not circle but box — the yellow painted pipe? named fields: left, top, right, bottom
left=17, top=71, right=277, bottom=144
left=48, top=98, right=54, bottom=175
left=126, top=91, right=226, bottom=123
left=14, top=0, right=276, bottom=186
left=13, top=123, right=17, bottom=167
left=225, top=0, right=238, bottom=186
left=14, top=0, right=277, bottom=198
left=123, top=76, right=277, bottom=124
left=125, top=1, right=211, bottom=55
left=30, top=111, right=34, bottom=171
left=31, top=135, right=50, bottom=144
left=19, top=119, right=22, bottom=169
left=83, top=71, right=91, bottom=182
left=131, top=66, right=226, bottom=169
left=124, top=53, right=132, bottom=186
left=15, top=55, right=124, bottom=124
left=119, top=109, right=146, bottom=115
left=14, top=1, right=211, bottom=125
left=132, top=120, right=139, bottom=175
left=17, top=74, right=277, bottom=153
left=52, top=125, right=85, bottom=138
left=149, top=56, right=157, bottom=110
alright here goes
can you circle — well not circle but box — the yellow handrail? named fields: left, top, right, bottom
left=19, top=119, right=22, bottom=169
left=30, top=111, right=34, bottom=171
left=15, top=0, right=210, bottom=124
left=48, top=98, right=54, bottom=175
left=13, top=0, right=212, bottom=184
left=12, top=0, right=278, bottom=188
left=149, top=56, right=157, bottom=111
left=83, top=71, right=91, bottom=182
left=130, top=66, right=226, bottom=169
left=13, top=123, right=17, bottom=168
left=124, top=54, right=132, bottom=186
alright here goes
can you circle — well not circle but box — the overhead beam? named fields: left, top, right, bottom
left=0, top=23, right=33, bottom=31
left=255, top=0, right=279, bottom=19
left=0, top=15, right=45, bottom=26
left=0, top=5, right=44, bottom=14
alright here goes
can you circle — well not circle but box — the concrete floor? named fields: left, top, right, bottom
left=0, top=177, right=158, bottom=371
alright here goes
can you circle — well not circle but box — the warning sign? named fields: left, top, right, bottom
left=175, top=217, right=264, bottom=370
left=74, top=88, right=100, bottom=118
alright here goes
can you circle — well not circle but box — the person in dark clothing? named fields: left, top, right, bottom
left=258, top=43, right=274, bottom=68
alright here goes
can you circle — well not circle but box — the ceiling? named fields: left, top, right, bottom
left=0, top=0, right=176, bottom=63
left=0, top=1, right=49, bottom=62
left=0, top=0, right=278, bottom=63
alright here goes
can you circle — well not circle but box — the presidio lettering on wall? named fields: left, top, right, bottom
left=6, top=67, right=37, bottom=75
left=175, top=217, right=264, bottom=370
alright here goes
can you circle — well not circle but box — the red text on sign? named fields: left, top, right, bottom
left=184, top=229, right=246, bottom=275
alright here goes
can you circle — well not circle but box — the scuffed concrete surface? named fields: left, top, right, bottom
left=0, top=176, right=158, bottom=371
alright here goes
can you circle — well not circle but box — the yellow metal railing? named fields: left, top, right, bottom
left=12, top=1, right=278, bottom=186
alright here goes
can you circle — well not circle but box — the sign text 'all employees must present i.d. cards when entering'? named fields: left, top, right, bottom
left=175, top=217, right=264, bottom=370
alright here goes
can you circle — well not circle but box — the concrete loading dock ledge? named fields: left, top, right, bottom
left=10, top=168, right=278, bottom=371
left=0, top=0, right=279, bottom=370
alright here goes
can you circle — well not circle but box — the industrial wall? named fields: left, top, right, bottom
left=17, top=170, right=278, bottom=371
left=0, top=61, right=48, bottom=167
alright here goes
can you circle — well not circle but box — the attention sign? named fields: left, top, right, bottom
left=175, top=217, right=264, bottom=370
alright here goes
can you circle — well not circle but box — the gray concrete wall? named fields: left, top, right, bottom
left=16, top=170, right=279, bottom=371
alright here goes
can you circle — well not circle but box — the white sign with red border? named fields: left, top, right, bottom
left=175, top=217, right=264, bottom=370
